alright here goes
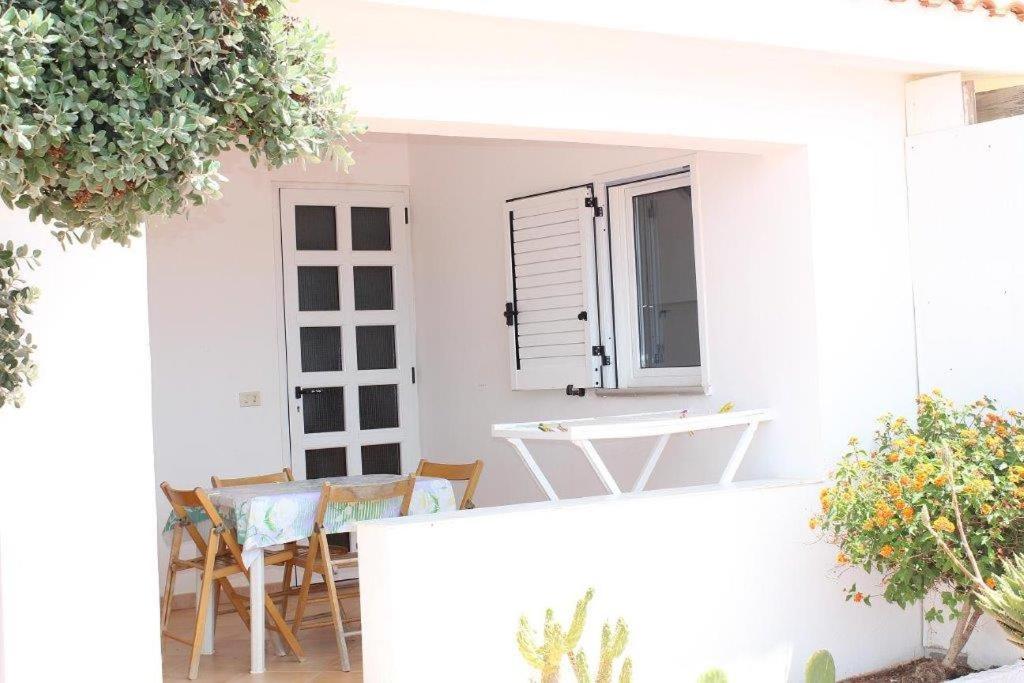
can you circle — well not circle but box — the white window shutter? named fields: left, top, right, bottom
left=504, top=185, right=603, bottom=392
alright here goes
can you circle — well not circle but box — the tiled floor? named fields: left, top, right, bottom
left=161, top=602, right=363, bottom=682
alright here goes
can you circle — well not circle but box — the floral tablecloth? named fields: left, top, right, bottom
left=161, top=474, right=456, bottom=567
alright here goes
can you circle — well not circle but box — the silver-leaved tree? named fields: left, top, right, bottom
left=0, top=0, right=359, bottom=408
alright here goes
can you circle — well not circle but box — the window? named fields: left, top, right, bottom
left=502, top=157, right=707, bottom=394
left=606, top=170, right=707, bottom=390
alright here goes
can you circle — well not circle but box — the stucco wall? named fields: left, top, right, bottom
left=406, top=137, right=819, bottom=503
left=0, top=210, right=161, bottom=681
left=908, top=115, right=1024, bottom=669
left=357, top=481, right=920, bottom=681
left=142, top=2, right=923, bottom=674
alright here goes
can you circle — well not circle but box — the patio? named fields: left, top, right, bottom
left=3, top=2, right=1024, bottom=682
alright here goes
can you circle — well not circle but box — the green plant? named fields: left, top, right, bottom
left=516, top=588, right=632, bottom=683
left=0, top=241, right=39, bottom=408
left=695, top=651, right=835, bottom=682
left=0, top=0, right=358, bottom=246
left=811, top=391, right=1024, bottom=671
left=804, top=650, right=836, bottom=683
left=976, top=553, right=1024, bottom=650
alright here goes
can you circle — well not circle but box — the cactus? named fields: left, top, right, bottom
left=517, top=588, right=594, bottom=682
left=697, top=668, right=728, bottom=682
left=805, top=650, right=836, bottom=683
left=517, top=589, right=631, bottom=683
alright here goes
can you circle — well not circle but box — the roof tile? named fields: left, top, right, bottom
left=889, top=0, right=1024, bottom=20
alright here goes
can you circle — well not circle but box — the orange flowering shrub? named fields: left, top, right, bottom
left=812, top=392, right=1024, bottom=642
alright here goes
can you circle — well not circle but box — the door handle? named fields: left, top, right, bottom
left=294, top=386, right=324, bottom=399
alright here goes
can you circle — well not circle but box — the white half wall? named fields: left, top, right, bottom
left=907, top=114, right=1024, bottom=669
left=0, top=209, right=161, bottom=680
left=357, top=481, right=922, bottom=681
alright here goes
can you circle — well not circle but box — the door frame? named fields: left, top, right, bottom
left=271, top=181, right=421, bottom=477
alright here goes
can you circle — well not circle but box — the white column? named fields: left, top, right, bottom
left=0, top=209, right=161, bottom=680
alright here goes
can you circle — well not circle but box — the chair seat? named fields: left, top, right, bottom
left=290, top=544, right=358, bottom=571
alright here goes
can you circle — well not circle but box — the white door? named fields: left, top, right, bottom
left=280, top=187, right=420, bottom=480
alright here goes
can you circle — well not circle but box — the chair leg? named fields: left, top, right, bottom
left=292, top=540, right=320, bottom=633
left=217, top=578, right=251, bottom=630
left=319, top=532, right=351, bottom=672
left=161, top=527, right=182, bottom=632
left=280, top=555, right=294, bottom=620
left=188, top=535, right=220, bottom=680
left=262, top=589, right=306, bottom=662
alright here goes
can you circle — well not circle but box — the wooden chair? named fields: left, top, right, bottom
left=210, top=467, right=298, bottom=617
left=210, top=467, right=294, bottom=489
left=414, top=458, right=484, bottom=509
left=289, top=476, right=417, bottom=671
left=159, top=482, right=305, bottom=680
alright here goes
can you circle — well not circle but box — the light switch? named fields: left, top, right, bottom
left=238, top=391, right=261, bottom=408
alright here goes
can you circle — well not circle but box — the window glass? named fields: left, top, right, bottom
left=631, top=186, right=700, bottom=368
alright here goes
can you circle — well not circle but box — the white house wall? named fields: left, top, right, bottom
left=144, top=0, right=923, bottom=671
left=0, top=209, right=161, bottom=681
left=406, top=136, right=821, bottom=503
left=307, top=0, right=920, bottom=464
left=907, top=115, right=1024, bottom=669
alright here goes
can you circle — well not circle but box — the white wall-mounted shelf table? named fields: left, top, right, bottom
left=492, top=409, right=774, bottom=500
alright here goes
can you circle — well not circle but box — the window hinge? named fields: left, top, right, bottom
left=404, top=207, right=409, bottom=224
left=584, top=196, right=604, bottom=217
left=592, top=345, right=611, bottom=366
left=504, top=302, right=517, bottom=326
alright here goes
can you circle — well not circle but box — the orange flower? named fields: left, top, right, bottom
left=899, top=475, right=911, bottom=487
left=981, top=503, right=994, bottom=515
left=879, top=545, right=894, bottom=558
left=888, top=452, right=900, bottom=463
left=986, top=577, right=997, bottom=589
left=932, top=516, right=955, bottom=534
left=837, top=552, right=850, bottom=565
left=887, top=481, right=902, bottom=498
left=809, top=517, right=819, bottom=530
left=853, top=592, right=864, bottom=603
left=933, top=475, right=948, bottom=487
left=902, top=506, right=915, bottom=522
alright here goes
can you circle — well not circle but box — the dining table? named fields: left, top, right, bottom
left=161, top=473, right=458, bottom=673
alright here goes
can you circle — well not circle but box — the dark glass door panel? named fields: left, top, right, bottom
left=295, top=206, right=338, bottom=251
left=351, top=207, right=392, bottom=251
left=353, top=266, right=394, bottom=311
left=300, top=326, right=343, bottom=372
left=305, top=447, right=347, bottom=479
left=302, top=387, right=344, bottom=433
left=361, top=443, right=401, bottom=474
left=298, top=266, right=340, bottom=312
left=356, top=325, right=397, bottom=370
left=358, top=384, right=399, bottom=430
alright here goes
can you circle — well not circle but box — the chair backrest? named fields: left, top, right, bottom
left=313, top=475, right=417, bottom=530
left=211, top=467, right=293, bottom=488
left=161, top=482, right=228, bottom=554
left=160, top=481, right=249, bottom=569
left=414, top=459, right=484, bottom=509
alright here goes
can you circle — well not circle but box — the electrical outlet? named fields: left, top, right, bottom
left=238, top=391, right=261, bottom=408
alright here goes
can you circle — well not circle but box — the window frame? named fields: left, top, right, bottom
left=598, top=158, right=711, bottom=392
